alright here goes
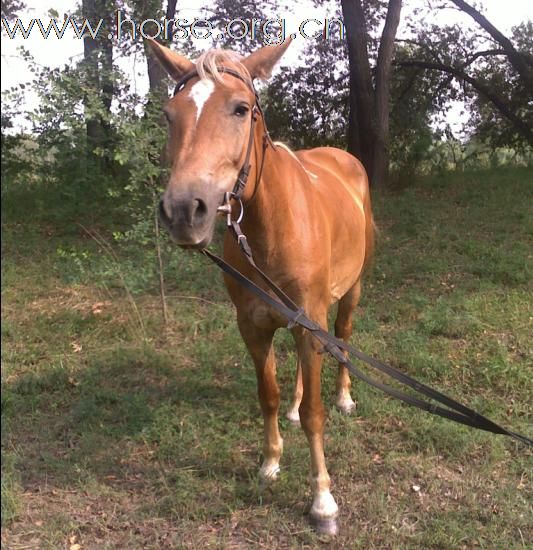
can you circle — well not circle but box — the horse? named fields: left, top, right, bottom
left=148, top=38, right=375, bottom=536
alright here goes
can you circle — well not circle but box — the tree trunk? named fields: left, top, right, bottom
left=372, top=0, right=402, bottom=188
left=82, top=0, right=103, bottom=155
left=144, top=0, right=178, bottom=99
left=341, top=0, right=375, bottom=178
left=82, top=0, right=115, bottom=165
left=341, top=0, right=403, bottom=187
left=100, top=16, right=114, bottom=166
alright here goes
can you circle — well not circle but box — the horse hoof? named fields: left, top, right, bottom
left=336, top=397, right=356, bottom=415
left=309, top=491, right=338, bottom=535
left=286, top=410, right=301, bottom=426
left=259, top=463, right=280, bottom=485
left=310, top=516, right=339, bottom=536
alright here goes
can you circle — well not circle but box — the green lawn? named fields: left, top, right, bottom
left=2, top=167, right=532, bottom=548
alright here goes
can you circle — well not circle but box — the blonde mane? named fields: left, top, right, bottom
left=274, top=142, right=318, bottom=181
left=195, top=49, right=252, bottom=85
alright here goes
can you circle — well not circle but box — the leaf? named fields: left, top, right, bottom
left=71, top=342, right=82, bottom=353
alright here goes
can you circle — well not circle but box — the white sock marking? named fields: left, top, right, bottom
left=311, top=490, right=338, bottom=519
left=188, top=79, right=215, bottom=123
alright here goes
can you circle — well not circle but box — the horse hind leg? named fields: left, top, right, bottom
left=237, top=317, right=283, bottom=483
left=286, top=355, right=302, bottom=425
left=334, top=281, right=361, bottom=415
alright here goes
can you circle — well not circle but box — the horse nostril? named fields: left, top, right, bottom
left=163, top=196, right=210, bottom=227
left=193, top=198, right=208, bottom=220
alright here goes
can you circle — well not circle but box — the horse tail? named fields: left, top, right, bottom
left=363, top=179, right=376, bottom=273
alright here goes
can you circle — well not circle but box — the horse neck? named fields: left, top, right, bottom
left=240, top=119, right=296, bottom=250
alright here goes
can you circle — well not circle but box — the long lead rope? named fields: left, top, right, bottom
left=202, top=225, right=532, bottom=448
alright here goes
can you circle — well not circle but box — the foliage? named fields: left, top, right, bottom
left=1, top=85, right=32, bottom=185
left=112, top=97, right=167, bottom=227
left=400, top=3, right=533, bottom=151
left=265, top=33, right=349, bottom=149
left=389, top=40, right=454, bottom=176
left=466, top=21, right=533, bottom=150
left=110, top=93, right=177, bottom=301
left=0, top=0, right=25, bottom=20
left=207, top=0, right=280, bottom=52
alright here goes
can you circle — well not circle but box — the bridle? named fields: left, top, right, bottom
left=167, top=66, right=532, bottom=448
left=172, top=67, right=272, bottom=224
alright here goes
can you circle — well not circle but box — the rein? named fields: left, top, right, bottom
left=174, top=68, right=532, bottom=448
left=203, top=234, right=533, bottom=446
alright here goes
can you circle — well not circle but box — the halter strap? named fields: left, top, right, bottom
left=173, top=67, right=256, bottom=97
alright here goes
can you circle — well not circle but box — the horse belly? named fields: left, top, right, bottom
left=328, top=206, right=366, bottom=304
left=329, top=257, right=364, bottom=303
left=330, top=278, right=353, bottom=303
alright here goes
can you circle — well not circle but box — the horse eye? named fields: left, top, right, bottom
left=234, top=105, right=249, bottom=117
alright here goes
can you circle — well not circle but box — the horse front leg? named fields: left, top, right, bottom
left=294, top=323, right=339, bottom=536
left=237, top=316, right=283, bottom=483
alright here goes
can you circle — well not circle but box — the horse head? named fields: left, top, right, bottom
left=147, top=38, right=291, bottom=248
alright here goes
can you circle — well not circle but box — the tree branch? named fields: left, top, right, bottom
left=463, top=49, right=506, bottom=66
left=449, top=0, right=533, bottom=91
left=395, top=38, right=443, bottom=62
left=396, top=59, right=533, bottom=144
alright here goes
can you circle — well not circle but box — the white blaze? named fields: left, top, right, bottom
left=188, top=79, right=215, bottom=122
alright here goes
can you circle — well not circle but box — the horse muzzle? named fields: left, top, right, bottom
left=159, top=193, right=217, bottom=249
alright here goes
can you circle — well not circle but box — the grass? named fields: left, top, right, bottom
left=1, top=166, right=532, bottom=548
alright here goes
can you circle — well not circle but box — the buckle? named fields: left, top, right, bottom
left=287, top=308, right=306, bottom=330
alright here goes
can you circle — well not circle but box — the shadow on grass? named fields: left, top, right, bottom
left=2, top=343, right=307, bottom=526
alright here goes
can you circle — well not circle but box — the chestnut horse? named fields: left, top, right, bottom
left=148, top=38, right=374, bottom=535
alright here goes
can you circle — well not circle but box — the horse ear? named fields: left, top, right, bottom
left=146, top=38, right=194, bottom=81
left=241, top=38, right=292, bottom=81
